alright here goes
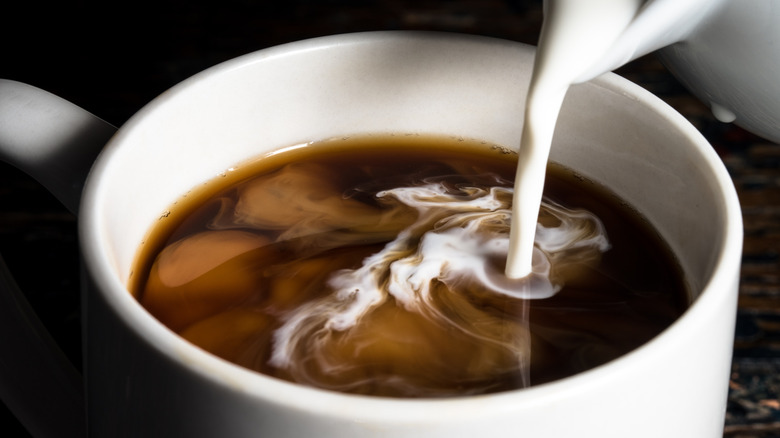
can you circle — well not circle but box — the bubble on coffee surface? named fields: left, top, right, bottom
left=134, top=140, right=687, bottom=398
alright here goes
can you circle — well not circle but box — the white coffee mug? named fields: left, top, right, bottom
left=0, top=31, right=742, bottom=437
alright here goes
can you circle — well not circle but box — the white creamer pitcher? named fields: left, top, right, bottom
left=563, top=0, right=780, bottom=143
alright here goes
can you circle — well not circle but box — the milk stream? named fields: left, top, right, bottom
left=505, top=0, right=643, bottom=278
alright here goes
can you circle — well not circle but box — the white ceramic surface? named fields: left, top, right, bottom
left=0, top=31, right=742, bottom=437
left=78, top=32, right=741, bottom=437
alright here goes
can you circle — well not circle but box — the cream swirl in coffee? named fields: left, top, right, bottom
left=269, top=178, right=610, bottom=379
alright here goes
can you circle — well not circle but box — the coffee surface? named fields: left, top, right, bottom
left=130, top=135, right=688, bottom=397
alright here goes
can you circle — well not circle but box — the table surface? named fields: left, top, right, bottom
left=2, top=1, right=779, bottom=436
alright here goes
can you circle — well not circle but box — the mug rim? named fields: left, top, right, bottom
left=79, top=30, right=743, bottom=419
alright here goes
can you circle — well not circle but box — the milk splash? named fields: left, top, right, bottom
left=270, top=178, right=610, bottom=391
left=506, top=0, right=643, bottom=278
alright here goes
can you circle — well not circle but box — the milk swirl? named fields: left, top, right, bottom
left=269, top=178, right=610, bottom=391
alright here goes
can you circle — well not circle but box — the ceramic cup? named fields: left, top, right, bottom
left=0, top=32, right=742, bottom=437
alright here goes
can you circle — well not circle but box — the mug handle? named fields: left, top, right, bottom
left=0, top=79, right=116, bottom=437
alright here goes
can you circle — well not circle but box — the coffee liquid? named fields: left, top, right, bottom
left=130, top=135, right=688, bottom=397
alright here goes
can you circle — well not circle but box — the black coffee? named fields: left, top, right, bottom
left=129, top=135, right=688, bottom=397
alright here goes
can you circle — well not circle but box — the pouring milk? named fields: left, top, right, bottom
left=506, top=0, right=644, bottom=278
left=506, top=0, right=734, bottom=277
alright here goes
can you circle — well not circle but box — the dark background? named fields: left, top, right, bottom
left=2, top=1, right=779, bottom=436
